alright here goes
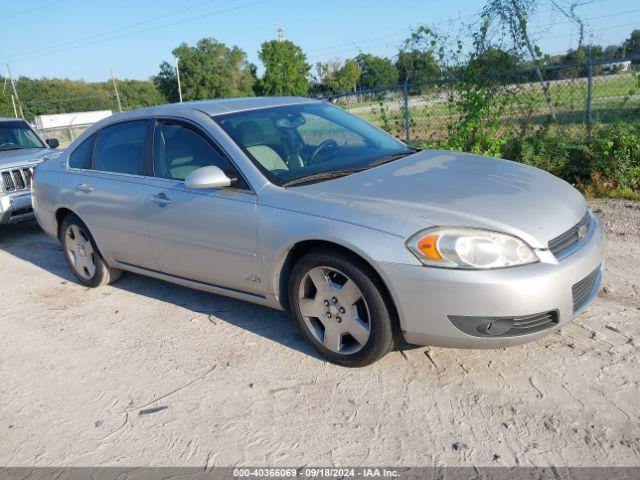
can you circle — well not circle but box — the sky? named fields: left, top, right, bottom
left=0, top=0, right=638, bottom=82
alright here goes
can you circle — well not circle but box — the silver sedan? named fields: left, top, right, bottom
left=32, top=97, right=604, bottom=367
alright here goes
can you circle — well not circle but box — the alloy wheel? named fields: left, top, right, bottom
left=297, top=266, right=371, bottom=355
left=65, top=224, right=96, bottom=280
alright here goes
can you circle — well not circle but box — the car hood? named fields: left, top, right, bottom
left=276, top=150, right=587, bottom=249
left=0, top=148, right=55, bottom=170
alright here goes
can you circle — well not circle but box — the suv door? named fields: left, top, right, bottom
left=70, top=119, right=158, bottom=269
left=143, top=119, right=261, bottom=296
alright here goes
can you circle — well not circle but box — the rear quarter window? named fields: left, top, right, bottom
left=68, top=134, right=95, bottom=169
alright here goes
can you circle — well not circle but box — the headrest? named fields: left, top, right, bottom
left=235, top=121, right=264, bottom=147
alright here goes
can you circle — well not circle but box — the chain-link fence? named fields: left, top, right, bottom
left=324, top=57, right=640, bottom=146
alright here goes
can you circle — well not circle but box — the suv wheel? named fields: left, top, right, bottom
left=288, top=249, right=396, bottom=367
left=60, top=214, right=122, bottom=288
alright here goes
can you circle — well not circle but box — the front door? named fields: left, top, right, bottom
left=143, top=120, right=262, bottom=296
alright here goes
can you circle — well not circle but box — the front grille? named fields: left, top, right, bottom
left=573, top=266, right=602, bottom=313
left=1, top=171, right=13, bottom=191
left=0, top=166, right=33, bottom=193
left=12, top=169, right=25, bottom=189
left=23, top=167, right=33, bottom=187
left=510, top=311, right=559, bottom=333
left=549, top=212, right=592, bottom=258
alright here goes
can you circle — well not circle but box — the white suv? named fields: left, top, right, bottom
left=0, top=118, right=58, bottom=225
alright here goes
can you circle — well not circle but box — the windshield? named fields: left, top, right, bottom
left=214, top=103, right=412, bottom=186
left=0, top=121, right=45, bottom=151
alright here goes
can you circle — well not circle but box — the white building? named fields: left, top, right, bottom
left=601, top=60, right=632, bottom=74
left=34, top=110, right=112, bottom=130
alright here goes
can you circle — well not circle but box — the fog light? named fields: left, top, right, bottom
left=478, top=319, right=513, bottom=336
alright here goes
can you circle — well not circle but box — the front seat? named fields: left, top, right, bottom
left=235, top=121, right=288, bottom=171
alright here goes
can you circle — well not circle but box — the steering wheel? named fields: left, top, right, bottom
left=308, top=139, right=339, bottom=165
left=0, top=142, right=16, bottom=149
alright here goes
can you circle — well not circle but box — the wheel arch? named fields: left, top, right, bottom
left=54, top=207, right=109, bottom=263
left=55, top=207, right=75, bottom=239
left=275, top=239, right=400, bottom=329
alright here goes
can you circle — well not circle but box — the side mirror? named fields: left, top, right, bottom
left=184, top=165, right=233, bottom=189
left=46, top=138, right=60, bottom=149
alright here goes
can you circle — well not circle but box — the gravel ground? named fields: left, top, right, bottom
left=0, top=199, right=638, bottom=467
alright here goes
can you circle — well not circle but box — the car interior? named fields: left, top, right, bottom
left=218, top=110, right=371, bottom=178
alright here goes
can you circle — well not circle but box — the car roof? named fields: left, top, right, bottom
left=110, top=97, right=322, bottom=121
left=184, top=96, right=321, bottom=115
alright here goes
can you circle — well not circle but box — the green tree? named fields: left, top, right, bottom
left=155, top=38, right=255, bottom=102
left=557, top=45, right=605, bottom=78
left=118, top=79, right=166, bottom=109
left=622, top=29, right=640, bottom=63
left=0, top=79, right=15, bottom=117
left=313, top=58, right=360, bottom=95
left=355, top=54, right=399, bottom=90
left=14, top=77, right=115, bottom=119
left=395, top=49, right=439, bottom=85
left=336, top=59, right=361, bottom=92
left=467, top=47, right=520, bottom=80
left=154, top=61, right=179, bottom=103
left=258, top=40, right=311, bottom=96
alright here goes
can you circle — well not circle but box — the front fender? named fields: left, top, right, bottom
left=257, top=203, right=420, bottom=306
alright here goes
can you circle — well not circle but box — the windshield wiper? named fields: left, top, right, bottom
left=283, top=167, right=367, bottom=187
left=368, top=148, right=419, bottom=168
left=282, top=149, right=419, bottom=187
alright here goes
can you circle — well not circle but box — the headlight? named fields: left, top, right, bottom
left=406, top=227, right=539, bottom=269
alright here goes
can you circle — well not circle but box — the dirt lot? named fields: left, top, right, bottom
left=1, top=199, right=639, bottom=467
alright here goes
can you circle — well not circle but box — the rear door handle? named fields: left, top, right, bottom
left=76, top=183, right=93, bottom=193
left=149, top=193, right=171, bottom=206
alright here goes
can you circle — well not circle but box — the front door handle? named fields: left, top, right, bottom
left=149, top=193, right=171, bottom=206
left=76, top=183, right=93, bottom=193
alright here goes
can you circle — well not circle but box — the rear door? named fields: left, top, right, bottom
left=142, top=119, right=261, bottom=296
left=71, top=119, right=158, bottom=269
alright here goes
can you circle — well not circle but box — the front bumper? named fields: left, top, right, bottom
left=379, top=216, right=605, bottom=348
left=0, top=192, right=35, bottom=224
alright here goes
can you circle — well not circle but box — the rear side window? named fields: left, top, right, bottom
left=69, top=134, right=95, bottom=169
left=93, top=121, right=147, bottom=175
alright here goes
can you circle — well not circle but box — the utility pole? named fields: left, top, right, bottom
left=276, top=26, right=285, bottom=42
left=6, top=64, right=24, bottom=118
left=510, top=0, right=557, bottom=121
left=110, top=70, right=122, bottom=112
left=11, top=94, right=18, bottom=118
left=175, top=57, right=183, bottom=103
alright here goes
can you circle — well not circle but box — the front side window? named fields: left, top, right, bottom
left=153, top=122, right=240, bottom=184
left=93, top=120, right=147, bottom=175
left=215, top=103, right=412, bottom=186
left=0, top=121, right=45, bottom=151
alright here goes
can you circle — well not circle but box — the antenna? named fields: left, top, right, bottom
left=276, top=26, right=285, bottom=42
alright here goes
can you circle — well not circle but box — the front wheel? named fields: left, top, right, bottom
left=60, top=214, right=122, bottom=288
left=288, top=250, right=396, bottom=367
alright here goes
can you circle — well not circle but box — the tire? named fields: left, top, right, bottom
left=59, top=213, right=122, bottom=288
left=288, top=249, right=396, bottom=367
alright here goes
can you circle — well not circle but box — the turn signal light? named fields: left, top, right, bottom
left=417, top=235, right=442, bottom=260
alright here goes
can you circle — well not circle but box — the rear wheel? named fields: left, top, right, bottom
left=288, top=249, right=396, bottom=367
left=60, top=214, right=122, bottom=288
